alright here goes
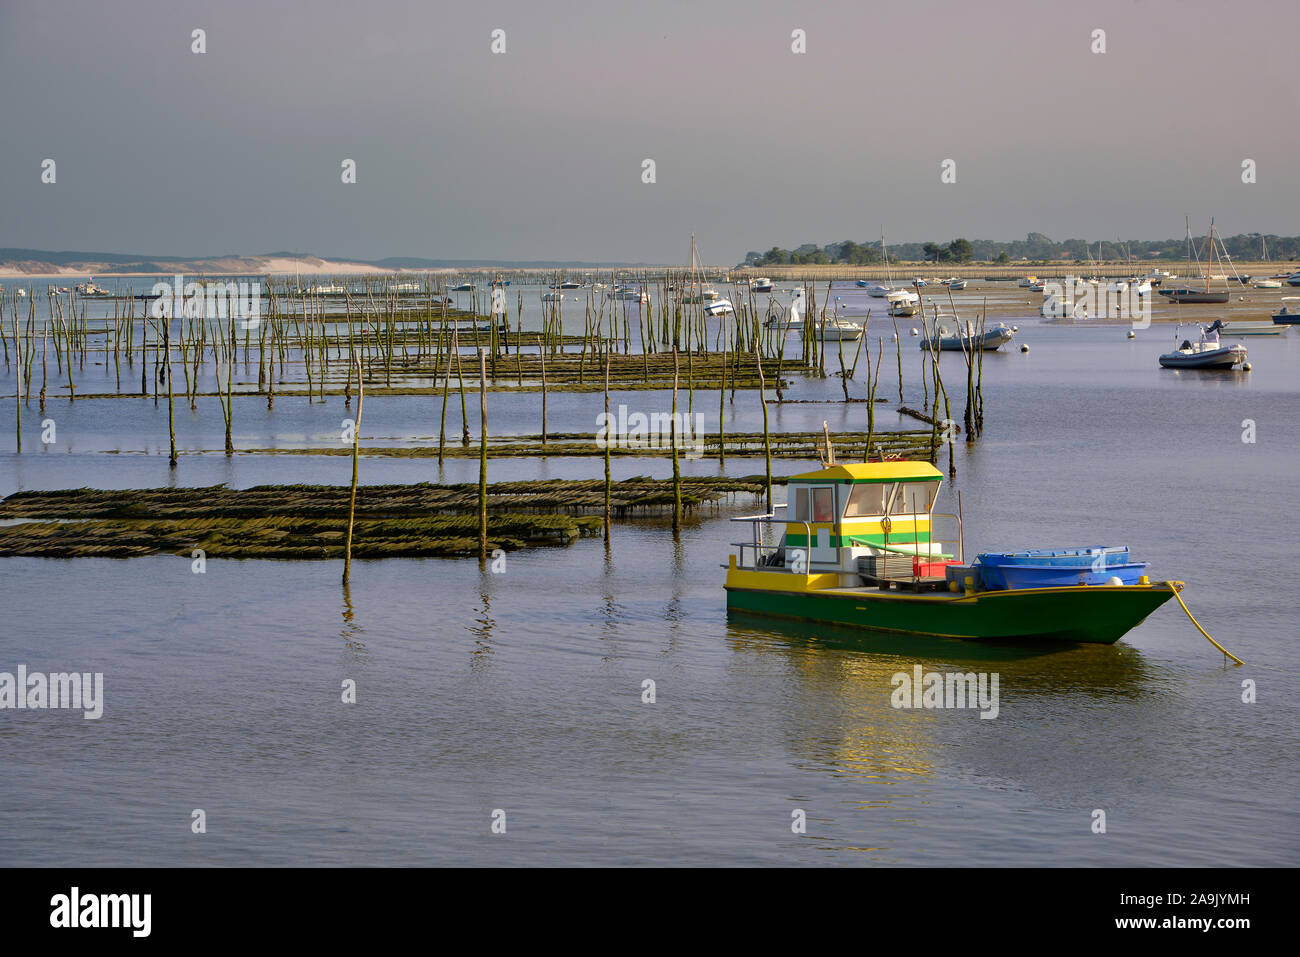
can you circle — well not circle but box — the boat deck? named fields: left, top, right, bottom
left=764, top=578, right=1182, bottom=605
left=857, top=574, right=950, bottom=593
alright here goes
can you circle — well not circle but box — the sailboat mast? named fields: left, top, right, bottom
left=1201, top=218, right=1211, bottom=293
left=690, top=233, right=696, bottom=292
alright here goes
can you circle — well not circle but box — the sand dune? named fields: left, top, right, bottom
left=0, top=254, right=399, bottom=279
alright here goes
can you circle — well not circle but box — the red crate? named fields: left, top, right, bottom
left=914, top=558, right=960, bottom=578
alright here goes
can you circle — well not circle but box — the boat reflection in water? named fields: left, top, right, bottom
left=722, top=612, right=1155, bottom=859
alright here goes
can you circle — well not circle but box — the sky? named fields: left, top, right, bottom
left=2, top=0, right=1298, bottom=265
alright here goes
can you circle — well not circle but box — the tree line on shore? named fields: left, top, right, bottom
left=743, top=232, right=1300, bottom=266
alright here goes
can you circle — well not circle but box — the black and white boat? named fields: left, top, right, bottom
left=1158, top=321, right=1248, bottom=369
left=1272, top=298, right=1300, bottom=325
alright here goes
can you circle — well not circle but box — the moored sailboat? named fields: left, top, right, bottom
left=1158, top=218, right=1231, bottom=303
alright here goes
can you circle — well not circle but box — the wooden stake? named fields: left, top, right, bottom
left=478, top=348, right=488, bottom=561
left=671, top=346, right=681, bottom=531
left=342, top=357, right=363, bottom=585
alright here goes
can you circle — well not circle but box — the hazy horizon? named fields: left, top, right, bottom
left=3, top=0, right=1297, bottom=264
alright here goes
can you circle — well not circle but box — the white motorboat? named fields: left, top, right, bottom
left=1253, top=278, right=1283, bottom=289
left=1217, top=320, right=1286, bottom=336
left=1158, top=321, right=1248, bottom=369
left=704, top=298, right=734, bottom=316
left=815, top=316, right=863, bottom=340
left=921, top=313, right=1015, bottom=351
left=74, top=279, right=111, bottom=297
left=750, top=277, right=774, bottom=292
left=887, top=289, right=919, bottom=317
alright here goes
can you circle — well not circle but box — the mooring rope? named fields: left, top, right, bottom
left=1165, top=582, right=1245, bottom=665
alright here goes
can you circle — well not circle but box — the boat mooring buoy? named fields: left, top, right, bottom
left=1127, top=330, right=1136, bottom=339
left=1243, top=362, right=1252, bottom=371
left=1020, top=343, right=1029, bottom=353
left=1012, top=325, right=1019, bottom=332
left=910, top=328, right=919, bottom=336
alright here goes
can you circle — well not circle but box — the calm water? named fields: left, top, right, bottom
left=1, top=285, right=1297, bottom=865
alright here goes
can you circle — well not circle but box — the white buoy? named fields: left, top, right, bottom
left=1105, top=576, right=1124, bottom=587
left=1011, top=325, right=1019, bottom=332
left=910, top=327, right=919, bottom=336
left=1127, top=330, right=1136, bottom=339
left=1243, top=362, right=1252, bottom=371
left=1020, top=343, right=1029, bottom=353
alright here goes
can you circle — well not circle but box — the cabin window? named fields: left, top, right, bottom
left=793, top=488, right=809, bottom=522
left=812, top=488, right=835, bottom=523
left=844, top=483, right=889, bottom=517
left=889, top=482, right=937, bottom=516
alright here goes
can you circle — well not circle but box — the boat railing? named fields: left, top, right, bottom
left=930, top=512, right=964, bottom=564
left=729, top=506, right=799, bottom=570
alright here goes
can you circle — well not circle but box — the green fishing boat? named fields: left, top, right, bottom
left=724, top=461, right=1180, bottom=644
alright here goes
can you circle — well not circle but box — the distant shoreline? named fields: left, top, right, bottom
left=1, top=259, right=1293, bottom=281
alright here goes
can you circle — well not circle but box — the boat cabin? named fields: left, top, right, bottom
left=732, top=461, right=963, bottom=588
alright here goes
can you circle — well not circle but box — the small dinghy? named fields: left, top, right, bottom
left=1158, top=321, right=1247, bottom=369
left=920, top=313, right=1015, bottom=351
left=969, top=547, right=1149, bottom=590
